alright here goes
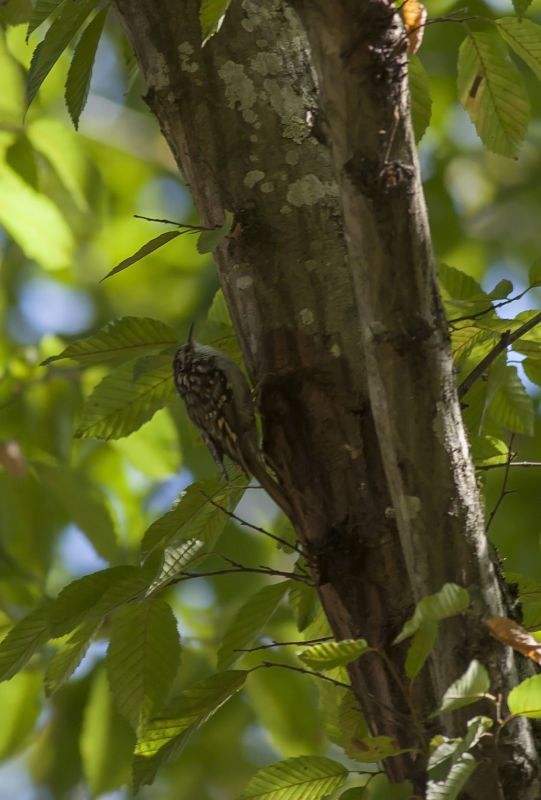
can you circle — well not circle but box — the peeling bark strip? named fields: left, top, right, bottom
left=113, top=0, right=539, bottom=794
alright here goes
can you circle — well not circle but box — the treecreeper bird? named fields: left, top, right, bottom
left=172, top=324, right=292, bottom=518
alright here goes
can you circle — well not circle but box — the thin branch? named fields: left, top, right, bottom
left=486, top=435, right=516, bottom=534
left=458, top=312, right=541, bottom=399
left=218, top=554, right=313, bottom=585
left=174, top=564, right=311, bottom=584
left=477, top=461, right=541, bottom=471
left=133, top=213, right=207, bottom=230
left=235, top=636, right=333, bottom=653
left=449, top=282, right=540, bottom=326
left=253, top=660, right=352, bottom=690
left=202, top=492, right=305, bottom=557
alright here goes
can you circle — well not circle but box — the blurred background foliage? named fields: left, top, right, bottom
left=0, top=0, right=541, bottom=797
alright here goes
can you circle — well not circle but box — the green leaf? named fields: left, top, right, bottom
left=348, top=735, right=406, bottom=763
left=197, top=210, right=234, bottom=254
left=239, top=756, right=348, bottom=800
left=101, top=230, right=182, bottom=281
left=394, top=584, right=470, bottom=644
left=289, top=583, right=319, bottom=633
left=528, top=257, right=541, bottom=287
left=45, top=618, right=102, bottom=695
left=80, top=667, right=134, bottom=796
left=34, top=462, right=117, bottom=561
left=404, top=620, right=438, bottom=679
left=457, top=30, right=530, bottom=157
left=65, top=7, right=108, bottom=128
left=0, top=670, right=42, bottom=759
left=26, top=0, right=98, bottom=109
left=496, top=17, right=541, bottom=78
left=50, top=566, right=151, bottom=637
left=438, top=263, right=488, bottom=304
left=0, top=162, right=74, bottom=270
left=427, top=747, right=477, bottom=800
left=434, top=660, right=490, bottom=715
left=42, top=317, right=176, bottom=367
left=298, top=638, right=369, bottom=671
left=0, top=606, right=51, bottom=681
left=408, top=55, right=432, bottom=142
left=487, top=363, right=534, bottom=436
left=133, top=670, right=246, bottom=789
left=217, top=581, right=290, bottom=670
left=508, top=674, right=541, bottom=718
left=395, top=584, right=469, bottom=679
left=512, top=0, right=533, bottom=15
left=199, top=0, right=232, bottom=46
left=488, top=278, right=513, bottom=299
left=470, top=434, right=508, bottom=466
left=27, top=0, right=63, bottom=40
left=318, top=684, right=367, bottom=755
left=107, top=598, right=180, bottom=731
left=141, top=477, right=246, bottom=560
left=506, top=573, right=541, bottom=629
left=75, top=354, right=174, bottom=440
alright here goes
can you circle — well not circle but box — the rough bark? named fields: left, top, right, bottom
left=112, top=0, right=539, bottom=794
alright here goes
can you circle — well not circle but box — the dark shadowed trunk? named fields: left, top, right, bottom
left=112, top=0, right=540, bottom=794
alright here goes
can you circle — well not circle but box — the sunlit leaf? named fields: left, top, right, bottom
left=217, top=581, right=290, bottom=670
left=508, top=674, right=541, bottom=718
left=239, top=755, right=348, bottom=800
left=107, top=597, right=180, bottom=731
left=0, top=163, right=74, bottom=270
left=146, top=538, right=206, bottom=595
left=75, top=354, right=174, bottom=440
left=0, top=670, right=42, bottom=759
left=298, top=638, right=369, bottom=671
left=26, top=0, right=98, bottom=109
left=42, top=317, right=176, bottom=367
left=457, top=30, right=530, bottom=157
left=65, top=7, right=108, bottom=128
left=199, top=0, right=232, bottom=46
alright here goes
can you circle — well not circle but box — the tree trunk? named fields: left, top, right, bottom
left=112, top=0, right=540, bottom=794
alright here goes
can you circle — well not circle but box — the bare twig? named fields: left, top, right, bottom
left=458, top=312, right=541, bottom=399
left=486, top=435, right=516, bottom=534
left=218, top=554, right=313, bottom=585
left=449, top=282, right=541, bottom=326
left=175, top=564, right=311, bottom=585
left=202, top=492, right=305, bottom=557
left=133, top=213, right=207, bottom=230
left=254, top=660, right=352, bottom=690
left=235, top=636, right=333, bottom=653
left=477, top=461, right=541, bottom=471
